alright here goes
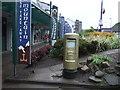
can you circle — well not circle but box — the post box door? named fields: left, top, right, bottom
left=66, top=40, right=76, bottom=61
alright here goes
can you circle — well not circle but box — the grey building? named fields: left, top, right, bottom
left=59, top=16, right=72, bottom=38
left=74, top=20, right=82, bottom=33
left=64, top=21, right=72, bottom=34
left=59, top=16, right=65, bottom=38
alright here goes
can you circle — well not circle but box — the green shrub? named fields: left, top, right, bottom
left=95, top=36, right=120, bottom=52
left=108, top=36, right=120, bottom=49
left=51, top=38, right=64, bottom=59
left=82, top=32, right=90, bottom=37
left=79, top=39, right=89, bottom=55
left=83, top=28, right=95, bottom=33
left=96, top=41, right=109, bottom=52
left=91, top=54, right=112, bottom=65
left=90, top=54, right=112, bottom=71
left=79, top=39, right=99, bottom=56
left=87, top=41, right=98, bottom=53
left=51, top=32, right=120, bottom=59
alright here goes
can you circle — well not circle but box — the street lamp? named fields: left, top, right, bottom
left=110, top=18, right=112, bottom=32
left=110, top=18, right=112, bottom=28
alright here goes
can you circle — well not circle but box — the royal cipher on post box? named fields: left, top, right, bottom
left=63, top=33, right=79, bottom=79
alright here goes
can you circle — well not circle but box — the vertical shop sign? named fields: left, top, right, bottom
left=52, top=5, right=58, bottom=18
left=52, top=18, right=57, bottom=40
left=51, top=5, right=58, bottom=46
left=18, top=0, right=31, bottom=64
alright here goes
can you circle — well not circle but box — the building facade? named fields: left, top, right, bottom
left=74, top=20, right=82, bottom=33
left=59, top=16, right=72, bottom=38
left=59, top=16, right=65, bottom=38
left=64, top=21, right=72, bottom=34
left=1, top=1, right=58, bottom=53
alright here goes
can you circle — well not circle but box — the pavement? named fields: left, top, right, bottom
left=2, top=49, right=120, bottom=89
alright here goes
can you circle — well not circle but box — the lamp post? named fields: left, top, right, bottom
left=110, top=18, right=112, bottom=32
left=110, top=18, right=112, bottom=28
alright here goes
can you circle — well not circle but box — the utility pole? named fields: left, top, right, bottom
left=99, top=0, right=103, bottom=32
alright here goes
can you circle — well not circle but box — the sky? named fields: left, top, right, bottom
left=33, top=0, right=119, bottom=29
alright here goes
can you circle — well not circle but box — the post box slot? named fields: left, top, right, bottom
left=67, top=38, right=76, bottom=40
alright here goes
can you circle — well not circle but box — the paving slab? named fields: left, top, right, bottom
left=4, top=49, right=120, bottom=89
left=5, top=64, right=120, bottom=89
left=49, top=64, right=63, bottom=72
left=104, top=74, right=120, bottom=86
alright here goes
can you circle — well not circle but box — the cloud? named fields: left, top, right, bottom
left=34, top=0, right=119, bottom=28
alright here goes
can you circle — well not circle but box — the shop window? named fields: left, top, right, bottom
left=44, top=30, right=50, bottom=43
left=34, top=29, right=42, bottom=43
left=32, top=24, right=50, bottom=44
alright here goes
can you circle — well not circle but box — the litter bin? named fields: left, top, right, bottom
left=63, top=33, right=79, bottom=79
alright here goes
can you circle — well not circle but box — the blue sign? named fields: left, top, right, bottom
left=18, top=0, right=31, bottom=64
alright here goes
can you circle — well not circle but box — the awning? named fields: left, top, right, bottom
left=2, top=2, right=14, bottom=14
left=2, top=2, right=52, bottom=26
left=32, top=1, right=51, bottom=25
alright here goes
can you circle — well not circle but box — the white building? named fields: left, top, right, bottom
left=66, top=18, right=75, bottom=33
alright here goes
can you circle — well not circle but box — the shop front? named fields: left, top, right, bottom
left=1, top=1, right=52, bottom=53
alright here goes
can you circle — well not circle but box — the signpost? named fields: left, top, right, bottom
left=99, top=20, right=103, bottom=26
left=17, top=0, right=31, bottom=64
left=51, top=5, right=58, bottom=46
left=12, top=0, right=31, bottom=76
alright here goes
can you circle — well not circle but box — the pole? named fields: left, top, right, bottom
left=99, top=0, right=103, bottom=32
left=110, top=18, right=112, bottom=32
left=13, top=65, right=16, bottom=76
left=49, top=1, right=52, bottom=45
left=110, top=18, right=112, bottom=28
left=12, top=1, right=18, bottom=76
left=50, top=1, right=52, bottom=16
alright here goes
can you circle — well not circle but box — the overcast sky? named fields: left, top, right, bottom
left=34, top=0, right=119, bottom=29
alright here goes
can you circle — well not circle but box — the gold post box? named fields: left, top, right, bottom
left=63, top=33, right=79, bottom=79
